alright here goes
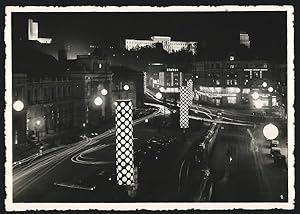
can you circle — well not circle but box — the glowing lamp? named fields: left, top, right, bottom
left=94, top=96, right=103, bottom=106
left=101, top=89, right=108, bottom=96
left=253, top=99, right=263, bottom=109
left=159, top=87, right=165, bottom=93
left=263, top=123, right=279, bottom=140
left=262, top=82, right=268, bottom=88
left=251, top=92, right=259, bottom=100
left=155, top=92, right=163, bottom=99
left=36, top=120, right=41, bottom=126
left=268, top=87, right=274, bottom=93
left=13, top=100, right=24, bottom=112
left=123, top=84, right=130, bottom=91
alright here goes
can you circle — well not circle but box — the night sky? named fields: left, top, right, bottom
left=12, top=11, right=287, bottom=61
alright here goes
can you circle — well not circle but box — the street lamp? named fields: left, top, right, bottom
left=159, top=87, right=165, bottom=93
left=123, top=84, right=130, bottom=91
left=251, top=92, right=259, bottom=100
left=263, top=123, right=279, bottom=140
left=13, top=100, right=24, bottom=112
left=268, top=87, right=274, bottom=93
left=155, top=92, right=163, bottom=100
left=262, top=82, right=268, bottom=88
left=35, top=119, right=41, bottom=144
left=94, top=96, right=103, bottom=106
left=253, top=99, right=263, bottom=109
left=101, top=88, right=108, bottom=96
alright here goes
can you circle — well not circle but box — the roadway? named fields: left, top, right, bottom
left=12, top=90, right=288, bottom=202
left=209, top=124, right=288, bottom=202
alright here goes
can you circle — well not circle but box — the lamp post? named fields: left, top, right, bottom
left=35, top=119, right=41, bottom=144
left=13, top=100, right=25, bottom=145
left=123, top=84, right=130, bottom=99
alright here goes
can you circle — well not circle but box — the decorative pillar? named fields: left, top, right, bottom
left=115, top=100, right=135, bottom=186
left=180, top=86, right=189, bottom=129
left=187, top=79, right=193, bottom=106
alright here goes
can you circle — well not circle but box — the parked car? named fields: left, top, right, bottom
left=270, top=147, right=281, bottom=157
left=270, top=140, right=279, bottom=148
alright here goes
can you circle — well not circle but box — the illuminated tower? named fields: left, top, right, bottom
left=240, top=31, right=250, bottom=48
left=28, top=19, right=52, bottom=44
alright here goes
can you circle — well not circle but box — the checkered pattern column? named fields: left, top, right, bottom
left=180, top=86, right=189, bottom=129
left=115, top=100, right=134, bottom=186
left=187, top=79, right=194, bottom=106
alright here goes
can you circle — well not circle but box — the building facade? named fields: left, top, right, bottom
left=13, top=74, right=74, bottom=145
left=125, top=36, right=197, bottom=54
left=191, top=54, right=278, bottom=108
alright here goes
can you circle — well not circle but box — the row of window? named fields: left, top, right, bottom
left=203, top=63, right=268, bottom=69
left=27, top=85, right=72, bottom=104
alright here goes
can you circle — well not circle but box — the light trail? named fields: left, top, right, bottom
left=13, top=105, right=163, bottom=198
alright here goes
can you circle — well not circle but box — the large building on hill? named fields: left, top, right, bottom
left=125, top=36, right=197, bottom=54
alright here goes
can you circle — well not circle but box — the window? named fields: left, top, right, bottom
left=27, top=89, right=31, bottom=103
left=230, top=65, right=234, bottom=69
left=68, top=86, right=71, bottom=96
left=57, top=87, right=60, bottom=97
left=230, top=56, right=234, bottom=61
left=44, top=88, right=48, bottom=100
left=34, top=88, right=38, bottom=102
left=228, top=96, right=237, bottom=104
left=63, top=87, right=66, bottom=97
left=51, top=88, right=55, bottom=99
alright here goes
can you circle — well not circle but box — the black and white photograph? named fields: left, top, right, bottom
left=4, top=6, right=294, bottom=211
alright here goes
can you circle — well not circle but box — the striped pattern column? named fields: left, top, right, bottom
left=115, top=100, right=134, bottom=186
left=180, top=86, right=189, bottom=129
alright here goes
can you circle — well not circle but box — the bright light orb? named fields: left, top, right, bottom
left=263, top=123, right=279, bottom=140
left=252, top=92, right=259, bottom=100
left=235, top=88, right=241, bottom=93
left=155, top=92, right=163, bottom=99
left=101, top=88, right=108, bottom=96
left=123, top=84, right=129, bottom=91
left=145, top=119, right=149, bottom=123
left=13, top=100, right=24, bottom=112
left=253, top=99, right=263, bottom=109
left=159, top=87, right=165, bottom=93
left=94, top=96, right=103, bottom=106
left=268, top=87, right=274, bottom=93
left=262, top=82, right=268, bottom=87
left=36, top=120, right=41, bottom=126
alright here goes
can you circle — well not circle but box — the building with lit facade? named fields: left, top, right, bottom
left=28, top=19, right=52, bottom=44
left=146, top=62, right=192, bottom=94
left=66, top=55, right=114, bottom=129
left=13, top=73, right=74, bottom=145
left=240, top=31, right=250, bottom=48
left=191, top=54, right=281, bottom=108
left=125, top=36, right=197, bottom=55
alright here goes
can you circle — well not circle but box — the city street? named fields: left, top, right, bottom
left=210, top=124, right=288, bottom=202
left=7, top=8, right=292, bottom=210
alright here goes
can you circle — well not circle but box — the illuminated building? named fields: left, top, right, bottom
left=67, top=55, right=114, bottom=128
left=110, top=66, right=145, bottom=108
left=12, top=73, right=74, bottom=144
left=125, top=36, right=197, bottom=54
left=240, top=31, right=250, bottom=48
left=28, top=19, right=52, bottom=44
left=146, top=63, right=192, bottom=95
left=192, top=54, right=273, bottom=107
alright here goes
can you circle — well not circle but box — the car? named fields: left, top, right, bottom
left=273, top=154, right=286, bottom=167
left=270, top=147, right=281, bottom=157
left=270, top=140, right=279, bottom=148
